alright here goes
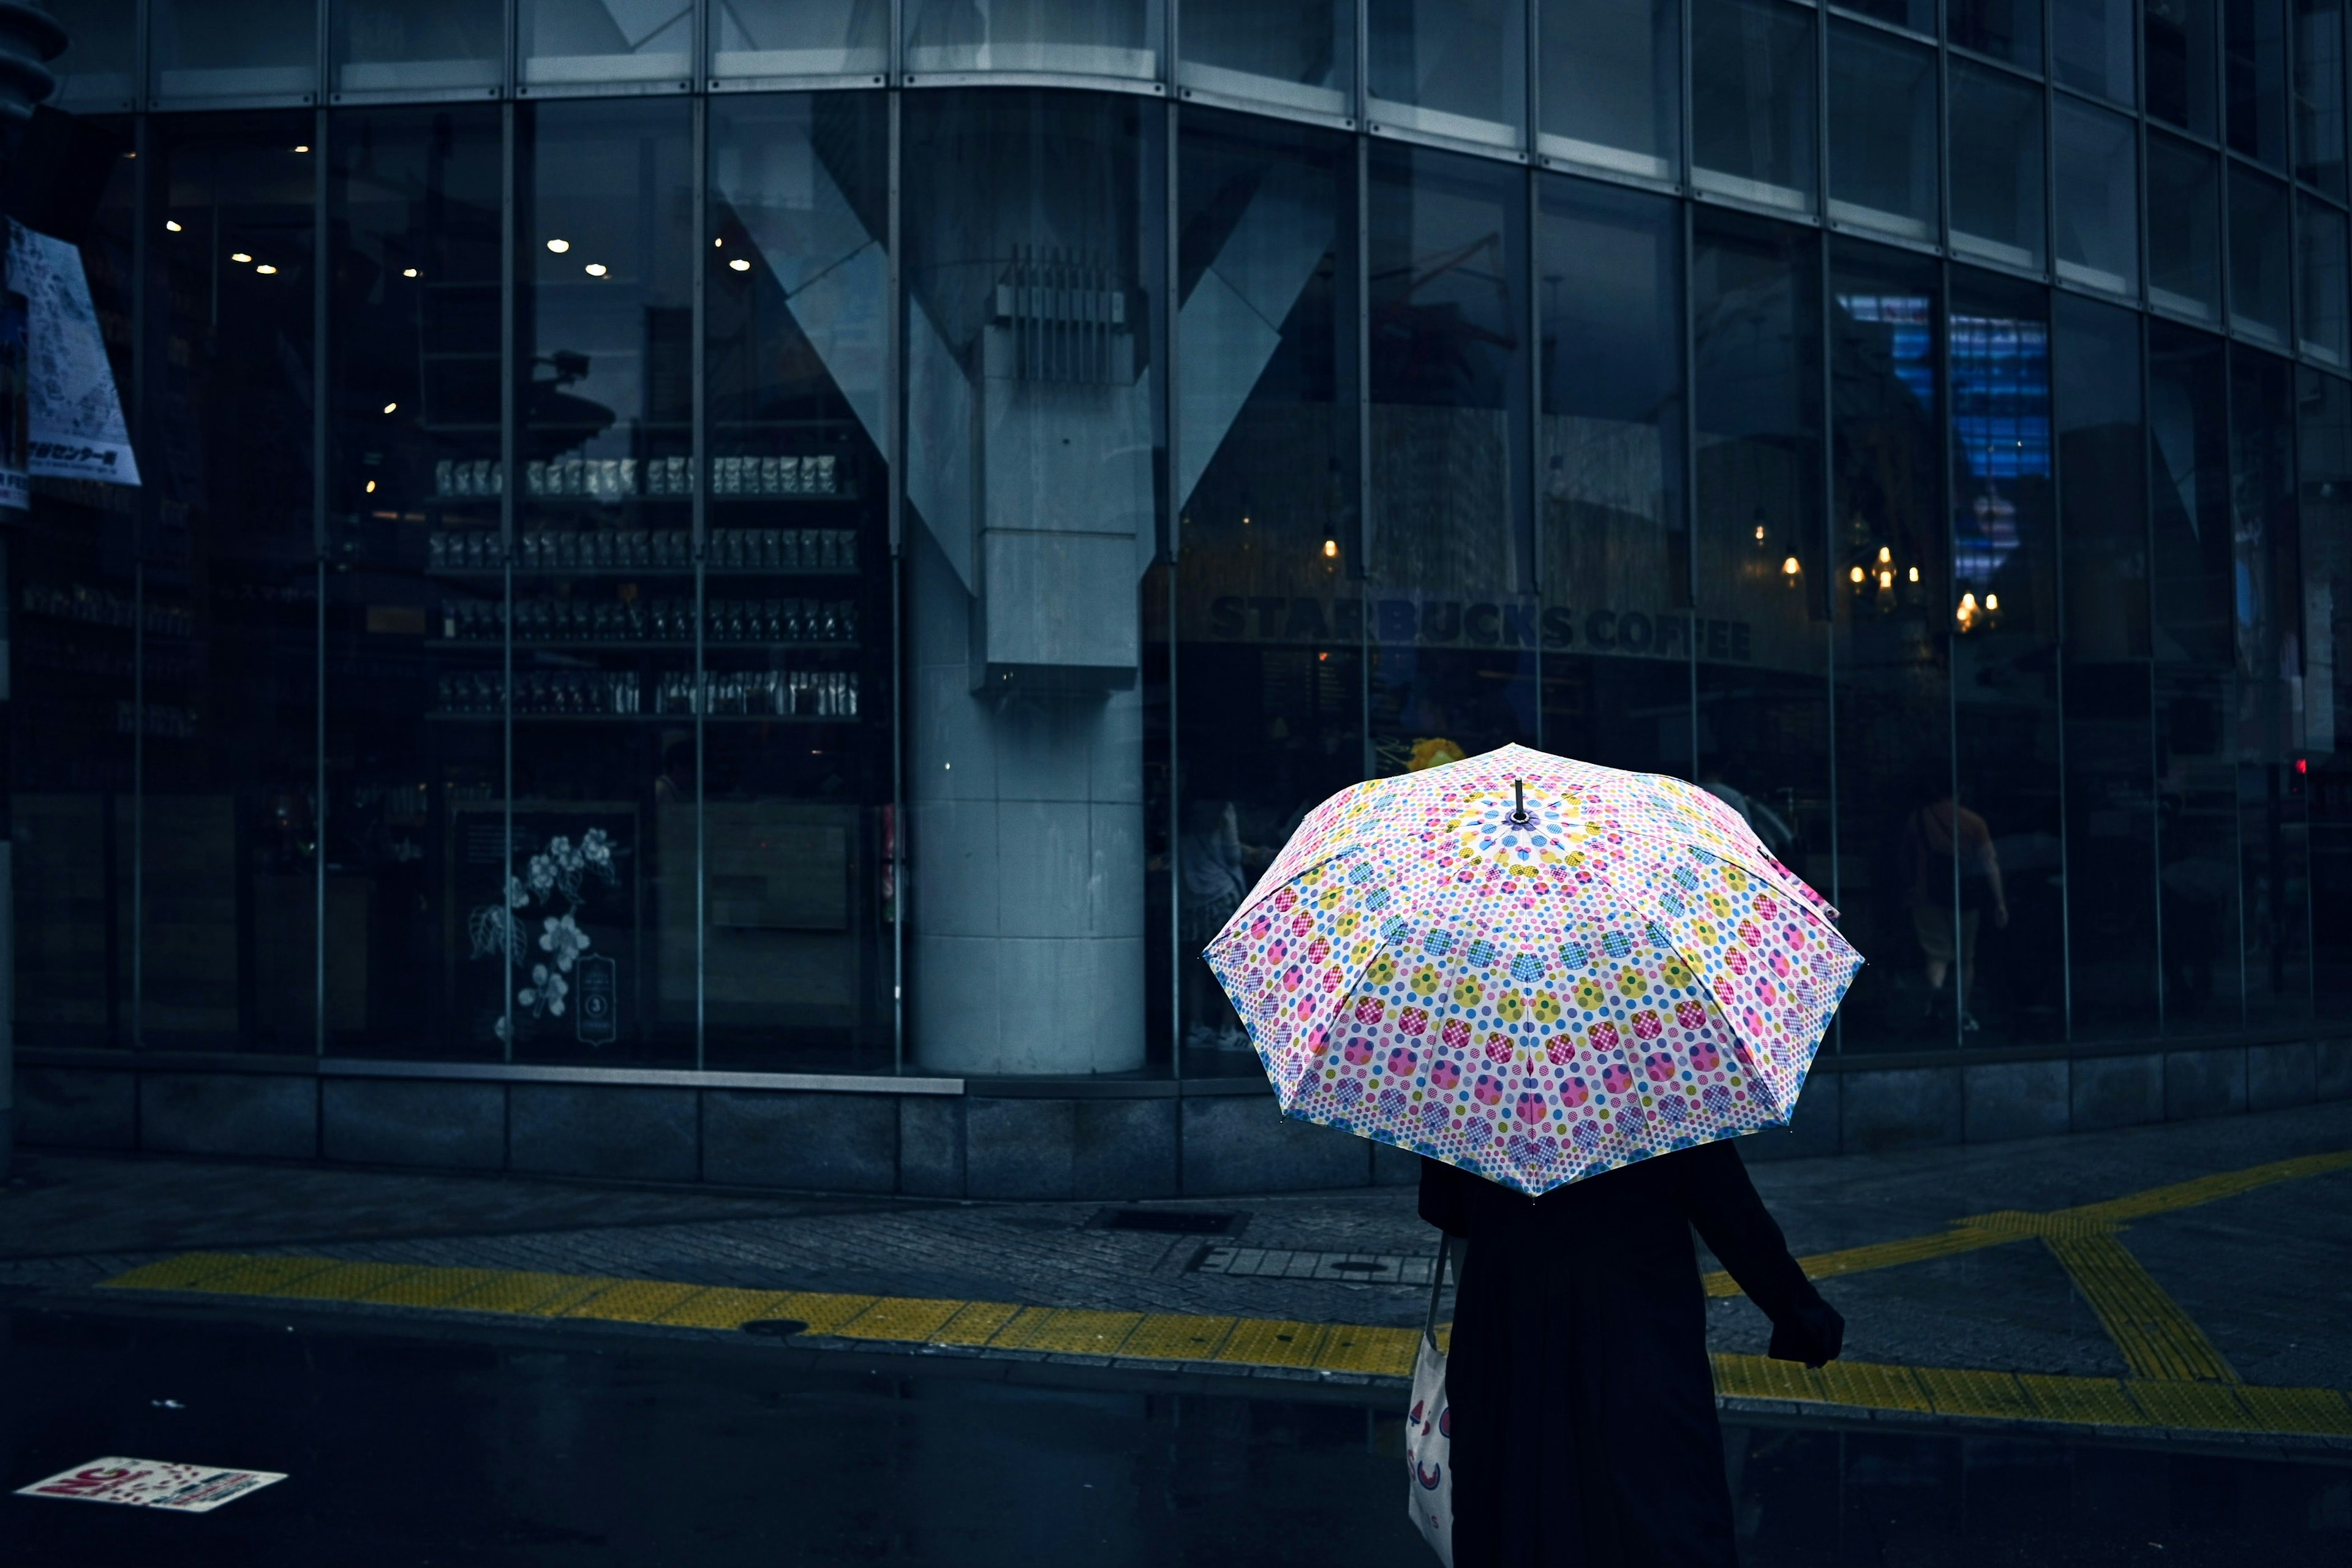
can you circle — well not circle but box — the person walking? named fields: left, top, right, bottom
left=1420, top=1144, right=1843, bottom=1567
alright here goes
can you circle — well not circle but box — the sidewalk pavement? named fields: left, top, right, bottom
left=4, top=1101, right=2348, bottom=1452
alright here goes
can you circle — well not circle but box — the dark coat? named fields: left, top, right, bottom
left=1419, top=1141, right=1842, bottom=1568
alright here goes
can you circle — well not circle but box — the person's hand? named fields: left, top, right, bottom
left=1767, top=1300, right=1845, bottom=1369
left=1992, top=902, right=2010, bottom=929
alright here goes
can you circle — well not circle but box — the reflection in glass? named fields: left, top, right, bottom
left=1948, top=268, right=2062, bottom=1044
left=325, top=105, right=505, bottom=1058
left=2229, top=167, right=2293, bottom=344
left=900, top=91, right=1164, bottom=1076
left=905, top=0, right=1160, bottom=81
left=2297, top=370, right=2352, bottom=1012
left=1692, top=213, right=1828, bottom=945
left=2149, top=0, right=2219, bottom=133
left=1174, top=111, right=1358, bottom=1069
left=2296, top=0, right=2348, bottom=194
left=333, top=1, right=503, bottom=95
left=2054, top=0, right=2138, bottom=104
left=151, top=0, right=317, bottom=100
left=1827, top=243, right=1947, bottom=1050
left=711, top=1, right=889, bottom=79
left=1538, top=177, right=1687, bottom=780
left=1540, top=0, right=1679, bottom=181
left=144, top=115, right=318, bottom=1049
left=1366, top=141, right=1532, bottom=771
left=2228, top=0, right=2292, bottom=167
left=1827, top=24, right=1937, bottom=243
left=1178, top=0, right=1352, bottom=117
left=2148, top=323, right=2245, bottom=1030
left=502, top=97, right=696, bottom=1063
left=1949, top=63, right=2046, bottom=271
left=2228, top=350, right=2311, bottom=1023
left=1367, top=0, right=1527, bottom=149
left=47, top=0, right=137, bottom=105
left=1841, top=0, right=1935, bottom=34
left=520, top=0, right=693, bottom=89
left=11, top=134, right=135, bottom=1047
left=2301, top=198, right=2351, bottom=364
left=704, top=94, right=895, bottom=1069
left=2056, top=293, right=2157, bottom=1038
left=1691, top=0, right=1816, bottom=213
left=1951, top=0, right=2043, bottom=69
left=2052, top=98, right=2139, bottom=296
left=2147, top=133, right=2223, bottom=321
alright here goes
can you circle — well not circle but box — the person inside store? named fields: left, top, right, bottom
left=1420, top=1139, right=1844, bottom=1566
left=1905, top=773, right=2007, bottom=1035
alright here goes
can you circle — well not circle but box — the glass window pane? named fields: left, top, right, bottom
left=1365, top=141, right=1534, bottom=766
left=901, top=91, right=1165, bottom=1076
left=2297, top=368, right=2352, bottom=1015
left=2148, top=132, right=2223, bottom=320
left=12, top=129, right=137, bottom=1047
left=2229, top=166, right=2294, bottom=343
left=1367, top=0, right=1528, bottom=150
left=905, top=0, right=1161, bottom=83
left=2300, top=197, right=2351, bottom=361
left=47, top=0, right=137, bottom=107
left=325, top=105, right=505, bottom=1059
left=145, top=116, right=318, bottom=1049
left=1539, top=176, right=1688, bottom=781
left=2052, top=98, right=2139, bottom=296
left=520, top=0, right=693, bottom=89
left=704, top=94, right=895, bottom=1069
left=505, top=98, right=696, bottom=1064
left=2148, top=323, right=2245, bottom=1030
left=1178, top=0, right=1353, bottom=117
left=2295, top=0, right=2348, bottom=194
left=1173, top=111, right=1358, bottom=1069
left=1951, top=0, right=2044, bottom=70
left=1837, top=0, right=1934, bottom=36
left=1691, top=0, right=1817, bottom=213
left=711, top=1, right=890, bottom=80
left=333, top=1, right=503, bottom=95
left=1540, top=0, right=1679, bottom=181
left=2055, top=0, right=2139, bottom=104
left=1950, top=62, right=2048, bottom=271
left=1692, top=213, right=1829, bottom=953
left=2149, top=0, right=2220, bottom=133
left=151, top=0, right=317, bottom=102
left=1949, top=268, right=2062, bottom=1044
left=2056, top=292, right=2158, bottom=1039
left=2228, top=349, right=2312, bottom=1020
left=1827, top=23, right=1937, bottom=243
left=1827, top=243, right=1948, bottom=1050
left=2228, top=0, right=2293, bottom=167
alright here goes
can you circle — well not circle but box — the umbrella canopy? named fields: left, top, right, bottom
left=1204, top=744, right=1863, bottom=1196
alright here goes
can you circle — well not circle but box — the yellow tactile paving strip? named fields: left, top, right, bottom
left=90, top=1146, right=2352, bottom=1444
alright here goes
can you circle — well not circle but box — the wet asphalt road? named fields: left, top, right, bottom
left=2, top=1305, right=2347, bottom=1567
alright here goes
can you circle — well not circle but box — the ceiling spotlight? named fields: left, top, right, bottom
left=255, top=263, right=278, bottom=274
left=728, top=257, right=750, bottom=272
left=1322, top=538, right=1338, bottom=559
left=1781, top=555, right=1801, bottom=577
left=1876, top=545, right=1892, bottom=565
left=164, top=219, right=182, bottom=233
left=1848, top=565, right=1866, bottom=584
left=382, top=401, right=399, bottom=415
left=402, top=267, right=419, bottom=278
left=1907, top=565, right=1920, bottom=582
left=1985, top=593, right=2000, bottom=611
left=584, top=262, right=608, bottom=277
left=231, top=252, right=252, bottom=263
left=293, top=144, right=310, bottom=153
left=364, top=479, right=377, bottom=494
left=546, top=238, right=570, bottom=254
left=713, top=236, right=723, bottom=247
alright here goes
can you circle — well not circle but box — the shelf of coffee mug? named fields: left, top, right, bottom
left=424, top=640, right=860, bottom=652
left=423, top=712, right=852, bottom=724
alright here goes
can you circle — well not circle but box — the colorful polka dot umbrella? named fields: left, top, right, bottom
left=1203, top=744, right=1864, bottom=1196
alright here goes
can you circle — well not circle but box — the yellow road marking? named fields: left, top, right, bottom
left=2041, top=1232, right=2236, bottom=1382
left=93, top=1251, right=2352, bottom=1439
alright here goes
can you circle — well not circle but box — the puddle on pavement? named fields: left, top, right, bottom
left=2, top=1308, right=2345, bottom=1566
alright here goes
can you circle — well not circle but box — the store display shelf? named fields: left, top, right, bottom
left=425, top=639, right=861, bottom=652
left=424, top=712, right=851, bottom=724
left=426, top=566, right=860, bottom=579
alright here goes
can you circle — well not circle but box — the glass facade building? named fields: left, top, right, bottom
left=13, top=1, right=2352, bottom=1185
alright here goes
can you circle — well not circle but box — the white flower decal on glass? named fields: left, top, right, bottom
left=468, top=825, right=619, bottom=1041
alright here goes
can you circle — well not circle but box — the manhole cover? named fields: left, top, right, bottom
left=1091, top=1207, right=1247, bottom=1235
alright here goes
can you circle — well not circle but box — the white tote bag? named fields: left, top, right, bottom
left=1406, top=1234, right=1460, bottom=1566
